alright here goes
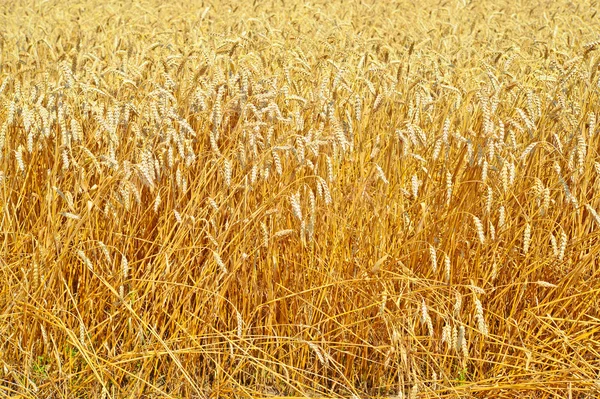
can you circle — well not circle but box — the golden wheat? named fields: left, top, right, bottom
left=0, top=0, right=599, bottom=398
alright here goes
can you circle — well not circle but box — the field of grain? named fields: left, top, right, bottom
left=1, top=0, right=600, bottom=397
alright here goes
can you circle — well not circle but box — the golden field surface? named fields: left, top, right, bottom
left=1, top=0, right=600, bottom=397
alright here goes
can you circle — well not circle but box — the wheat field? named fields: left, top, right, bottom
left=1, top=0, right=600, bottom=397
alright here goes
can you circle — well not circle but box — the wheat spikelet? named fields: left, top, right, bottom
left=174, top=210, right=182, bottom=223
left=542, top=187, right=550, bottom=215
left=550, top=233, right=558, bottom=257
left=577, top=135, right=586, bottom=173
left=442, top=118, right=450, bottom=142
left=535, top=280, right=557, bottom=288
left=308, top=189, right=316, bottom=242
left=456, top=325, right=464, bottom=354
left=441, top=323, right=451, bottom=347
left=589, top=112, right=596, bottom=137
left=488, top=221, right=496, bottom=241
left=411, top=174, right=419, bottom=199
left=375, top=163, right=389, bottom=185
left=121, top=255, right=129, bottom=281
left=0, top=121, right=7, bottom=153
left=61, top=149, right=71, bottom=171
left=332, top=116, right=349, bottom=150
left=353, top=95, right=362, bottom=122
left=444, top=255, right=451, bottom=283
left=474, top=296, right=488, bottom=335
left=508, top=128, right=517, bottom=148
left=508, top=162, right=516, bottom=186
left=520, top=142, right=537, bottom=163
left=501, top=162, right=509, bottom=192
left=379, top=292, right=388, bottom=317
left=469, top=284, right=486, bottom=295
left=452, top=325, right=459, bottom=352
left=7, top=100, right=16, bottom=126
left=446, top=172, right=452, bottom=206
left=584, top=204, right=600, bottom=228
left=517, top=108, right=535, bottom=131
left=307, top=341, right=327, bottom=366
left=491, top=260, right=498, bottom=280
left=77, top=250, right=94, bottom=271
left=208, top=198, right=218, bottom=212
left=98, top=241, right=111, bottom=266
left=274, top=229, right=294, bottom=238
left=290, top=191, right=303, bottom=222
left=420, top=299, right=434, bottom=336
left=523, top=223, right=531, bottom=254
left=15, top=145, right=25, bottom=173
left=61, top=212, right=81, bottom=220
left=460, top=326, right=468, bottom=358
left=373, top=93, right=383, bottom=112
left=552, top=133, right=564, bottom=154
left=213, top=251, right=228, bottom=274
left=498, top=205, right=506, bottom=230
left=260, top=222, right=269, bottom=248
left=0, top=76, right=9, bottom=96
left=420, top=298, right=429, bottom=323
left=481, top=159, right=488, bottom=183
left=467, top=142, right=474, bottom=162
left=473, top=216, right=485, bottom=244
left=454, top=291, right=462, bottom=318
left=432, top=139, right=442, bottom=161
left=486, top=140, right=495, bottom=161
left=326, top=155, right=334, bottom=182
left=236, top=310, right=243, bottom=339
left=223, top=158, right=232, bottom=187
left=485, top=185, right=493, bottom=214
left=429, top=244, right=437, bottom=273
left=79, top=320, right=86, bottom=347
left=154, top=192, right=161, bottom=213
left=272, top=150, right=282, bottom=175
left=558, top=231, right=567, bottom=261
left=318, top=177, right=332, bottom=205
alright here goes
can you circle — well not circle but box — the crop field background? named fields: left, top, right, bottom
left=1, top=0, right=600, bottom=397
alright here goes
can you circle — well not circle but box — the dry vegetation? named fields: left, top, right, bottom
left=1, top=0, right=600, bottom=397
